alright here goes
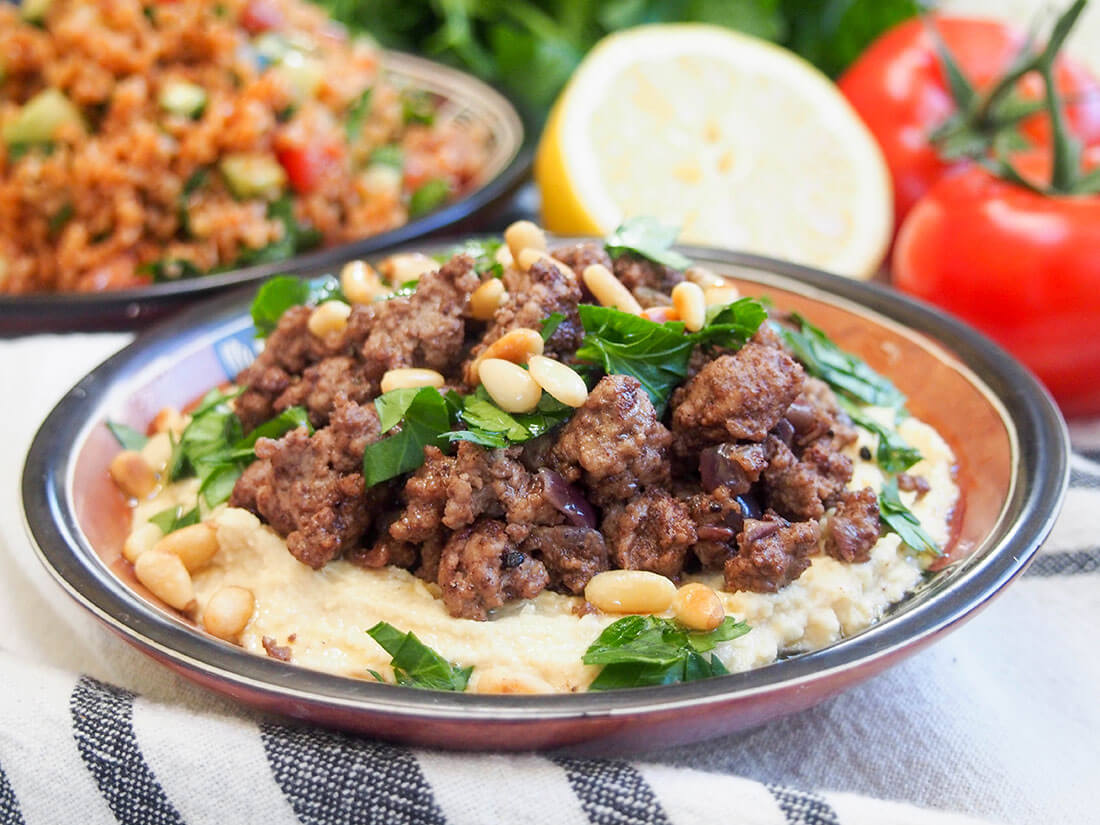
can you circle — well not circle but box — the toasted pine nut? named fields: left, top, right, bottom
left=584, top=570, right=676, bottom=614
left=154, top=522, right=219, bottom=572
left=380, top=368, right=446, bottom=393
left=340, top=260, right=385, bottom=305
left=481, top=328, right=544, bottom=365
left=151, top=407, right=185, bottom=436
left=478, top=358, right=542, bottom=413
left=123, top=522, right=163, bottom=564
left=109, top=450, right=157, bottom=498
left=516, top=248, right=576, bottom=280
left=672, top=281, right=706, bottom=332
left=381, top=252, right=437, bottom=285
left=641, top=306, right=680, bottom=323
left=203, top=586, right=255, bottom=642
left=672, top=582, right=725, bottom=631
left=307, top=300, right=351, bottom=337
left=685, top=266, right=727, bottom=290
left=469, top=278, right=508, bottom=321
left=504, top=220, right=546, bottom=262
left=134, top=550, right=196, bottom=612
left=528, top=355, right=587, bottom=408
left=703, top=285, right=741, bottom=308
left=583, top=264, right=643, bottom=315
left=494, top=243, right=514, bottom=269
left=472, top=667, right=554, bottom=694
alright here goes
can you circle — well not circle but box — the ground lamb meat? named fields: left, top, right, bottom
left=229, top=397, right=380, bottom=569
left=699, top=442, right=768, bottom=496
left=550, top=242, right=612, bottom=278
left=685, top=485, right=746, bottom=570
left=787, top=376, right=858, bottom=450
left=602, top=490, right=697, bottom=579
left=360, top=253, right=480, bottom=383
left=388, top=446, right=454, bottom=544
left=726, top=512, right=820, bottom=593
left=438, top=519, right=550, bottom=620
left=444, top=442, right=562, bottom=533
left=764, top=436, right=853, bottom=521
left=897, top=472, right=931, bottom=497
left=234, top=363, right=292, bottom=434
left=550, top=374, right=672, bottom=507
left=671, top=343, right=804, bottom=445
left=611, top=253, right=683, bottom=294
left=273, top=355, right=373, bottom=427
left=825, top=487, right=881, bottom=563
left=346, top=532, right=418, bottom=570
left=521, top=525, right=609, bottom=594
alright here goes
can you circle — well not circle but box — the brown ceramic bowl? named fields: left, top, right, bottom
left=21, top=239, right=1068, bottom=751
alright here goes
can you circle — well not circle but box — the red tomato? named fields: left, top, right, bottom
left=276, top=142, right=342, bottom=195
left=839, top=17, right=1100, bottom=229
left=893, top=149, right=1100, bottom=418
left=240, top=0, right=284, bottom=33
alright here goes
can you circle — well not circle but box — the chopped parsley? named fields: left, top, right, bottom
left=366, top=621, right=472, bottom=691
left=879, top=478, right=942, bottom=557
left=604, top=216, right=692, bottom=271
left=434, top=237, right=504, bottom=278
left=369, top=143, right=403, bottom=169
left=362, top=387, right=452, bottom=486
left=451, top=386, right=573, bottom=449
left=408, top=178, right=450, bottom=218
left=250, top=274, right=345, bottom=337
left=838, top=398, right=922, bottom=474
left=584, top=615, right=750, bottom=691
left=148, top=505, right=199, bottom=535
left=539, top=311, right=565, bottom=342
left=345, top=87, right=373, bottom=143
left=106, top=421, right=148, bottom=451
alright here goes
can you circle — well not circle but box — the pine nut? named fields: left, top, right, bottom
left=672, top=582, right=725, bottom=631
left=478, top=358, right=542, bottom=413
left=672, top=281, right=706, bottom=332
left=109, top=450, right=157, bottom=498
left=516, top=248, right=576, bottom=280
left=154, top=522, right=219, bottom=572
left=380, top=368, right=446, bottom=393
left=685, top=265, right=727, bottom=290
left=641, top=306, right=679, bottom=323
left=202, top=586, right=255, bottom=642
left=481, top=328, right=544, bottom=364
left=151, top=407, right=185, bottom=436
left=703, top=285, right=741, bottom=309
left=494, top=243, right=514, bottom=269
left=528, top=355, right=588, bottom=408
left=584, top=570, right=676, bottom=614
left=340, top=260, right=385, bottom=305
left=583, top=264, right=643, bottom=315
left=134, top=550, right=196, bottom=612
left=123, top=522, right=163, bottom=564
left=469, top=278, right=508, bottom=321
left=307, top=300, right=351, bottom=337
left=381, top=252, right=437, bottom=285
left=504, top=220, right=546, bottom=262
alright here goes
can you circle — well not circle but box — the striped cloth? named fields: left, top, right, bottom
left=2, top=333, right=1097, bottom=825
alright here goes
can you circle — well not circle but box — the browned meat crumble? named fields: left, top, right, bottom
left=229, top=244, right=883, bottom=620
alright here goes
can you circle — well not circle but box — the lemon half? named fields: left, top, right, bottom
left=536, top=25, right=893, bottom=279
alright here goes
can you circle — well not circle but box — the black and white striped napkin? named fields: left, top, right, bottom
left=2, top=334, right=1098, bottom=825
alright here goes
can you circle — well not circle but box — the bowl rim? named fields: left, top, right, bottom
left=21, top=241, right=1070, bottom=722
left=0, top=50, right=529, bottom=329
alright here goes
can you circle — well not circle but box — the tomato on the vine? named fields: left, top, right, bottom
left=839, top=16, right=1100, bottom=229
left=893, top=149, right=1100, bottom=417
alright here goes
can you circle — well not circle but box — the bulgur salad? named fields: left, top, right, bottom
left=0, top=0, right=494, bottom=294
left=108, top=220, right=958, bottom=694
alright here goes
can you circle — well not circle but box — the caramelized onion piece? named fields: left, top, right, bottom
left=538, top=469, right=597, bottom=529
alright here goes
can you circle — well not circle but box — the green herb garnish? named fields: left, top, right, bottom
left=838, top=398, right=922, bottom=474
left=362, top=387, right=452, bottom=486
left=48, top=203, right=74, bottom=237
left=345, top=87, right=373, bottom=143
left=141, top=258, right=205, bottom=282
left=178, top=168, right=208, bottom=238
left=693, top=297, right=770, bottom=351
left=584, top=615, right=750, bottom=691
left=400, top=89, right=436, bottom=125
left=605, top=216, right=691, bottom=271
left=778, top=314, right=907, bottom=408
left=147, top=505, right=199, bottom=535
left=250, top=274, right=345, bottom=337
left=539, top=311, right=564, bottom=342
left=450, top=386, right=572, bottom=449
left=366, top=621, right=471, bottom=691
left=228, top=196, right=323, bottom=270
left=408, top=178, right=450, bottom=218
left=879, top=478, right=942, bottom=557
left=434, top=237, right=503, bottom=278
left=106, top=421, right=148, bottom=451
left=369, top=143, right=403, bottom=169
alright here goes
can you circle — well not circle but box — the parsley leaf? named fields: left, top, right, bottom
left=574, top=305, right=695, bottom=414
left=250, top=274, right=345, bottom=337
left=777, top=314, right=907, bottom=408
left=345, top=87, right=373, bottom=143
left=148, top=505, right=199, bottom=535
left=584, top=615, right=750, bottom=691
left=879, top=478, right=942, bottom=557
left=362, top=388, right=452, bottom=486
left=369, top=143, right=403, bottom=169
left=366, top=621, right=471, bottom=691
left=605, top=216, right=692, bottom=271
left=540, top=311, right=565, bottom=342
left=106, top=421, right=148, bottom=451
left=451, top=386, right=573, bottom=448
left=227, top=197, right=323, bottom=272
left=838, top=398, right=922, bottom=474
left=408, top=178, right=450, bottom=217
left=691, top=297, right=768, bottom=350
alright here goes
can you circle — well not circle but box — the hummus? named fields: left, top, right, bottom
left=130, top=406, right=957, bottom=693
